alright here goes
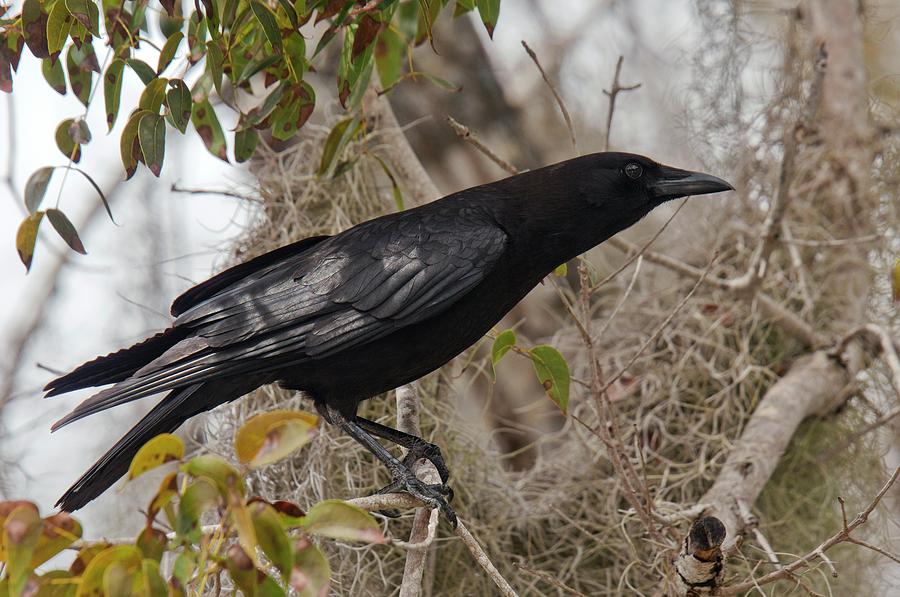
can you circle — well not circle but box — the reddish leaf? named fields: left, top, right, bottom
left=46, top=208, right=87, bottom=254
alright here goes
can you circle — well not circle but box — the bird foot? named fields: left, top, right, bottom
left=400, top=442, right=450, bottom=485
left=374, top=469, right=456, bottom=527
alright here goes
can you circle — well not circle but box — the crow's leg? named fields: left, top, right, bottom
left=353, top=416, right=450, bottom=484
left=322, top=405, right=457, bottom=526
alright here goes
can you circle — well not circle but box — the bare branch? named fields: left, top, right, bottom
left=521, top=40, right=577, bottom=150
left=602, top=56, right=641, bottom=151
left=446, top=116, right=520, bottom=175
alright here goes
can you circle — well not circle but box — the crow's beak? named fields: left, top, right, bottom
left=650, top=167, right=733, bottom=201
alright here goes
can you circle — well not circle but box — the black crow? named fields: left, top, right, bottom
left=45, top=152, right=731, bottom=524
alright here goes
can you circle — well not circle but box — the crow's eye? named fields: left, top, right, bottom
left=624, top=163, right=642, bottom=179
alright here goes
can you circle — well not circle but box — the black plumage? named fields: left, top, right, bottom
left=46, top=152, right=732, bottom=522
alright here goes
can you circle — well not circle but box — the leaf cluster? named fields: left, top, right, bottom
left=0, top=409, right=383, bottom=597
left=1, top=0, right=503, bottom=270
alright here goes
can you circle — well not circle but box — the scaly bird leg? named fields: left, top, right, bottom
left=322, top=406, right=457, bottom=526
left=353, top=416, right=451, bottom=484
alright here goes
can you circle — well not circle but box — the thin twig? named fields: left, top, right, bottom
left=446, top=116, right=520, bottom=175
left=521, top=40, right=577, bottom=150
left=170, top=184, right=257, bottom=202
left=602, top=56, right=641, bottom=151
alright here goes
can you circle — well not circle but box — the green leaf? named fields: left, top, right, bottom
left=476, top=0, right=500, bottom=38
left=31, top=512, right=82, bottom=568
left=491, top=329, right=516, bottom=371
left=529, top=345, right=570, bottom=413
left=135, top=527, right=167, bottom=562
left=65, top=45, right=93, bottom=106
left=276, top=0, right=299, bottom=29
left=191, top=99, right=228, bottom=161
left=235, top=410, right=319, bottom=468
left=206, top=38, right=224, bottom=95
left=103, top=59, right=125, bottom=130
left=268, top=82, right=314, bottom=141
left=46, top=1, right=72, bottom=55
left=139, top=77, right=169, bottom=114
left=120, top=111, right=146, bottom=179
left=128, top=433, right=183, bottom=481
left=16, top=211, right=44, bottom=272
left=235, top=128, right=259, bottom=163
left=369, top=154, right=404, bottom=211
left=41, top=57, right=67, bottom=95
left=64, top=0, right=100, bottom=37
left=291, top=539, right=331, bottom=597
left=250, top=502, right=293, bottom=580
left=454, top=0, right=476, bottom=16
left=2, top=503, right=42, bottom=596
left=166, top=79, right=192, bottom=133
left=24, top=167, right=54, bottom=214
left=282, top=31, right=306, bottom=82
left=67, top=166, right=114, bottom=223
left=250, top=1, right=283, bottom=54
left=55, top=119, right=81, bottom=162
left=140, top=559, right=168, bottom=597
left=22, top=0, right=51, bottom=59
left=317, top=116, right=361, bottom=176
left=300, top=500, right=383, bottom=543
left=245, top=82, right=286, bottom=127
left=175, top=478, right=220, bottom=541
left=374, top=27, right=404, bottom=89
left=554, top=262, right=568, bottom=276
left=157, top=31, right=183, bottom=73
left=186, top=11, right=207, bottom=64
left=126, top=58, right=156, bottom=84
left=46, top=208, right=87, bottom=255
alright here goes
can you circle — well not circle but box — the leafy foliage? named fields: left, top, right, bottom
left=1, top=0, right=504, bottom=271
left=0, top=409, right=383, bottom=597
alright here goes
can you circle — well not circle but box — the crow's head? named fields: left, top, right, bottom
left=577, top=152, right=733, bottom=212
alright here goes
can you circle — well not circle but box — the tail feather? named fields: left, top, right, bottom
left=56, top=376, right=262, bottom=512
left=44, top=328, right=189, bottom=397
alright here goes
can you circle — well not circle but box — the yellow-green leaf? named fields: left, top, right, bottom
left=127, top=433, right=184, bottom=481
left=491, top=329, right=516, bottom=371
left=46, top=208, right=86, bottom=255
left=317, top=117, right=360, bottom=176
left=76, top=545, right=142, bottom=597
left=64, top=0, right=100, bottom=37
left=146, top=471, right=179, bottom=526
left=138, top=77, right=169, bottom=114
left=530, top=345, right=570, bottom=413
left=181, top=454, right=243, bottom=496
left=135, top=527, right=167, bottom=562
left=16, top=211, right=44, bottom=272
left=2, top=503, right=42, bottom=597
left=291, top=539, right=330, bottom=597
left=174, top=478, right=219, bottom=541
left=24, top=167, right=54, bottom=214
left=300, top=499, right=383, bottom=543
left=46, top=1, right=72, bottom=55
left=476, top=0, right=500, bottom=38
left=250, top=501, right=293, bottom=580
left=893, top=257, right=900, bottom=302
left=31, top=512, right=82, bottom=568
left=140, top=559, right=168, bottom=597
left=235, top=409, right=319, bottom=468
left=554, top=262, right=568, bottom=276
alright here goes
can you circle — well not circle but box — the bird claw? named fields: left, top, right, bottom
left=400, top=443, right=450, bottom=485
left=374, top=471, right=457, bottom=527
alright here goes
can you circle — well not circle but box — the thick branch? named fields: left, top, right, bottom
left=699, top=351, right=852, bottom=548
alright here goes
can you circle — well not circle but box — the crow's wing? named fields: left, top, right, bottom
left=52, top=207, right=507, bottom=429
left=177, top=207, right=508, bottom=358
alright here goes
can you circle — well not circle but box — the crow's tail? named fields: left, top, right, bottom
left=43, top=328, right=189, bottom=397
left=56, top=376, right=261, bottom=512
